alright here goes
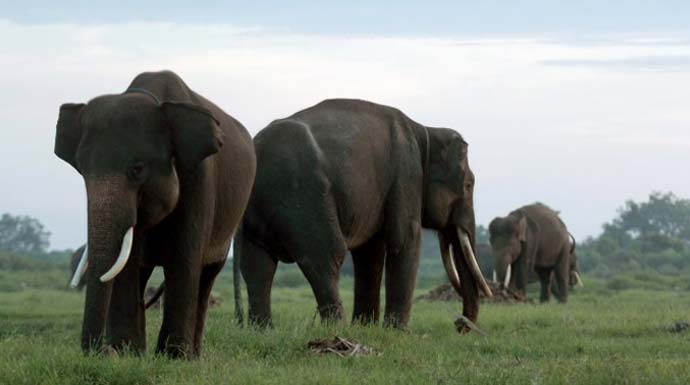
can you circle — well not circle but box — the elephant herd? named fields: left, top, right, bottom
left=56, top=71, right=581, bottom=359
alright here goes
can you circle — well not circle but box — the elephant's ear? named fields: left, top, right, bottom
left=517, top=216, right=528, bottom=242
left=162, top=101, right=224, bottom=168
left=519, top=215, right=540, bottom=269
left=55, top=103, right=86, bottom=170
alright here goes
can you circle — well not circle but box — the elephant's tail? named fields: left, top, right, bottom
left=233, top=227, right=244, bottom=326
left=144, top=281, right=165, bottom=310
left=568, top=232, right=576, bottom=254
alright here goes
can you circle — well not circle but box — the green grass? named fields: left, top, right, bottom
left=2, top=270, right=690, bottom=385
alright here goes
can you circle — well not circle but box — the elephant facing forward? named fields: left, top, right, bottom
left=489, top=203, right=582, bottom=303
left=55, top=70, right=256, bottom=358
left=235, top=99, right=491, bottom=330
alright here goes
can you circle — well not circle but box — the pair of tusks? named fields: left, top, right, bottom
left=440, top=229, right=493, bottom=298
left=69, top=227, right=134, bottom=288
left=491, top=266, right=511, bottom=288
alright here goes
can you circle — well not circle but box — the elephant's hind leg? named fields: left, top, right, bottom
left=240, top=238, right=277, bottom=328
left=553, top=247, right=570, bottom=304
left=351, top=234, right=385, bottom=325
left=192, top=260, right=225, bottom=357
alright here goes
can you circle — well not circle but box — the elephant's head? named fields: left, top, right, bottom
left=55, top=92, right=223, bottom=352
left=488, top=211, right=535, bottom=289
left=422, top=128, right=491, bottom=326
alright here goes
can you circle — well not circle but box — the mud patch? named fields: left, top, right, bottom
left=307, top=336, right=380, bottom=357
left=416, top=282, right=528, bottom=304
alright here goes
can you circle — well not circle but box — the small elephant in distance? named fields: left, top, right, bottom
left=55, top=70, right=256, bottom=358
left=489, top=203, right=580, bottom=303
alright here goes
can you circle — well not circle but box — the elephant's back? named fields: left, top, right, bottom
left=522, top=203, right=569, bottom=256
left=246, top=99, right=414, bottom=251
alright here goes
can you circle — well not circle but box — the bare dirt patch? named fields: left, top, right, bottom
left=307, top=336, right=381, bottom=357
left=416, top=282, right=528, bottom=304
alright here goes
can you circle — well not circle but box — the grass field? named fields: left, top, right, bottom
left=2, top=268, right=690, bottom=385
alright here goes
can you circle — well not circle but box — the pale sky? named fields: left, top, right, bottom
left=1, top=2, right=689, bottom=250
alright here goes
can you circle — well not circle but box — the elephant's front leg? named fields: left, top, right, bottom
left=535, top=267, right=552, bottom=303
left=106, top=254, right=146, bottom=354
left=157, top=255, right=201, bottom=358
left=383, top=221, right=421, bottom=329
left=351, top=234, right=385, bottom=325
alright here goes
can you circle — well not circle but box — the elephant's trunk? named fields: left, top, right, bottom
left=493, top=254, right=512, bottom=289
left=81, top=176, right=136, bottom=353
left=438, top=226, right=492, bottom=328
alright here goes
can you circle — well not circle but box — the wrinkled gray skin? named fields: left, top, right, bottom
left=235, top=99, right=483, bottom=330
left=55, top=70, right=256, bottom=358
left=489, top=203, right=575, bottom=303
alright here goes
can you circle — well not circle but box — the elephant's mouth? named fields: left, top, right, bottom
left=439, top=228, right=493, bottom=298
left=70, top=226, right=135, bottom=287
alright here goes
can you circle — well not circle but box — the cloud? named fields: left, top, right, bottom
left=542, top=55, right=690, bottom=70
left=0, top=20, right=689, bottom=249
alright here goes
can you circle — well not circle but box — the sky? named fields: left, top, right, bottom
left=1, top=2, right=689, bottom=250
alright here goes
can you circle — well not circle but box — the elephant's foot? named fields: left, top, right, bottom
left=156, top=341, right=195, bottom=359
left=248, top=316, right=274, bottom=329
left=382, top=314, right=410, bottom=331
left=317, top=302, right=345, bottom=324
left=156, top=332, right=196, bottom=359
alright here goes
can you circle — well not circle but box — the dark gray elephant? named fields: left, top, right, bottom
left=55, top=70, right=256, bottom=358
left=488, top=234, right=583, bottom=297
left=489, top=203, right=581, bottom=303
left=234, top=99, right=491, bottom=330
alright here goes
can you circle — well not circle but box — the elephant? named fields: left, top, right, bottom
left=489, top=203, right=582, bottom=303
left=54, top=70, right=256, bottom=358
left=234, top=98, right=491, bottom=331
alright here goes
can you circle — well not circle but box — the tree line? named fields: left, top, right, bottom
left=2, top=191, right=689, bottom=277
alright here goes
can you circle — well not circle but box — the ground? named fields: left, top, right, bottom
left=1, top=269, right=690, bottom=385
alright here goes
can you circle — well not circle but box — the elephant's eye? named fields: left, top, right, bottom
left=130, top=162, right=146, bottom=180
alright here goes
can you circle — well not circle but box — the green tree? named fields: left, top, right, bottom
left=0, top=213, right=51, bottom=255
left=580, top=192, right=690, bottom=275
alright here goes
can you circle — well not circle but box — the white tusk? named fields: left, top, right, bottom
left=440, top=236, right=463, bottom=295
left=456, top=229, right=493, bottom=298
left=70, top=245, right=89, bottom=288
left=100, top=227, right=134, bottom=283
left=492, top=269, right=497, bottom=283
left=573, top=271, right=584, bottom=288
left=503, top=264, right=512, bottom=288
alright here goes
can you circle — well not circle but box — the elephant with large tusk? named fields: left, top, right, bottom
left=234, top=99, right=491, bottom=331
left=489, top=203, right=581, bottom=303
left=55, top=70, right=256, bottom=358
